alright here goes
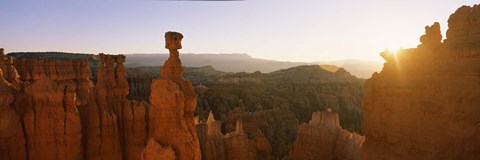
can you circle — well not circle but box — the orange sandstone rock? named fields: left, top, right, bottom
left=289, top=110, right=364, bottom=160
left=141, top=138, right=176, bottom=160
left=0, top=66, right=26, bottom=160
left=197, top=111, right=226, bottom=160
left=224, top=120, right=257, bottom=160
left=148, top=31, right=201, bottom=160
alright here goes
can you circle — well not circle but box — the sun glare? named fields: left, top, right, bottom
left=386, top=45, right=402, bottom=53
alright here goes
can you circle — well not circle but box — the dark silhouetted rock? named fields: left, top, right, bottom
left=363, top=4, right=480, bottom=160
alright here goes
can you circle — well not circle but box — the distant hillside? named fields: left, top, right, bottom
left=125, top=53, right=382, bottom=79
left=317, top=59, right=384, bottom=79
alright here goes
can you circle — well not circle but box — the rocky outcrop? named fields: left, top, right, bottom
left=225, top=108, right=298, bottom=159
left=363, top=4, right=480, bottom=160
left=198, top=109, right=296, bottom=160
left=196, top=112, right=226, bottom=160
left=445, top=5, right=480, bottom=46
left=141, top=138, right=175, bottom=160
left=289, top=110, right=364, bottom=160
left=80, top=54, right=131, bottom=160
left=11, top=53, right=139, bottom=160
left=198, top=109, right=292, bottom=160
left=148, top=31, right=201, bottom=160
left=224, top=120, right=257, bottom=160
left=420, top=22, right=442, bottom=47
left=6, top=53, right=87, bottom=160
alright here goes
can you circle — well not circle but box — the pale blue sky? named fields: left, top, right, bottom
left=0, top=0, right=478, bottom=62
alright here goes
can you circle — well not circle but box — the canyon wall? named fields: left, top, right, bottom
left=0, top=31, right=199, bottom=160
left=362, top=4, right=480, bottom=159
left=288, top=110, right=364, bottom=160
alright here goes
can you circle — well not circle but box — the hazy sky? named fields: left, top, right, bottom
left=0, top=0, right=478, bottom=62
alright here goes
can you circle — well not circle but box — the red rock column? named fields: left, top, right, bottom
left=148, top=31, right=201, bottom=160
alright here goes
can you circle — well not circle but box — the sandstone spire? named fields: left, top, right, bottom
left=149, top=31, right=201, bottom=160
left=207, top=111, right=215, bottom=124
left=235, top=119, right=244, bottom=134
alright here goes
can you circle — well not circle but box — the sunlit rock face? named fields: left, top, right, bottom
left=4, top=53, right=137, bottom=160
left=363, top=4, right=480, bottom=160
left=288, top=110, right=364, bottom=160
left=149, top=31, right=201, bottom=160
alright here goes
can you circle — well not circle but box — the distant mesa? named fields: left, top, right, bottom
left=124, top=53, right=382, bottom=79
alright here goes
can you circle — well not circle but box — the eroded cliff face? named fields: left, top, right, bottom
left=0, top=49, right=26, bottom=160
left=6, top=52, right=141, bottom=160
left=4, top=52, right=87, bottom=160
left=363, top=4, right=480, bottom=160
left=0, top=32, right=200, bottom=160
left=288, top=110, right=364, bottom=160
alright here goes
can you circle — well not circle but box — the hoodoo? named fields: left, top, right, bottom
left=149, top=31, right=201, bottom=160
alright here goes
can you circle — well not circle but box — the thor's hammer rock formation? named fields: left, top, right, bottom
left=149, top=31, right=201, bottom=160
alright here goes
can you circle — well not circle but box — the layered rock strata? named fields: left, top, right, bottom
left=363, top=4, right=480, bottom=160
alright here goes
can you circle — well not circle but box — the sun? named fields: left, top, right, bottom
left=380, top=45, right=404, bottom=61
left=386, top=45, right=402, bottom=53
